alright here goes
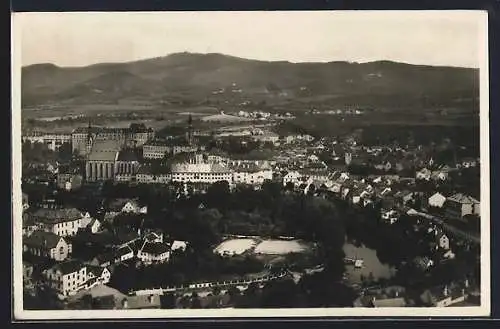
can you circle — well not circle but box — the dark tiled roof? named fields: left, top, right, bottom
left=53, top=260, right=84, bottom=275
left=141, top=242, right=170, bottom=255
left=106, top=198, right=138, bottom=212
left=87, top=265, right=106, bottom=277
left=73, top=127, right=103, bottom=134
left=447, top=193, right=479, bottom=204
left=116, top=245, right=134, bottom=257
left=117, top=149, right=140, bottom=162
left=32, top=208, right=83, bottom=224
left=24, top=230, right=63, bottom=249
left=88, top=140, right=121, bottom=161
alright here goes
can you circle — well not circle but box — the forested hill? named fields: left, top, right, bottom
left=22, top=52, right=478, bottom=109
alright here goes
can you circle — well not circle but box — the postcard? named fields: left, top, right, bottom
left=11, top=10, right=490, bottom=320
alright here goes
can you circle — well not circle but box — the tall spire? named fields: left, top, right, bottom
left=86, top=119, right=93, bottom=156
left=87, top=119, right=92, bottom=141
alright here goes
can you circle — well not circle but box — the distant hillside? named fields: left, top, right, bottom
left=21, top=52, right=479, bottom=109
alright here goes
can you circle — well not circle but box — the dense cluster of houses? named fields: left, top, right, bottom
left=353, top=278, right=478, bottom=308
left=21, top=119, right=481, bottom=308
left=22, top=198, right=188, bottom=299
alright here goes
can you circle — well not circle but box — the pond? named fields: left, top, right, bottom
left=214, top=239, right=257, bottom=256
left=254, top=240, right=309, bottom=255
left=214, top=238, right=311, bottom=256
left=343, top=242, right=397, bottom=285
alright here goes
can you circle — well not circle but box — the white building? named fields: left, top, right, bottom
left=33, top=208, right=87, bottom=237
left=232, top=162, right=273, bottom=185
left=43, top=261, right=88, bottom=297
left=171, top=155, right=233, bottom=184
left=136, top=165, right=172, bottom=184
left=23, top=132, right=72, bottom=151
left=80, top=216, right=101, bottom=234
left=283, top=171, right=302, bottom=186
left=137, top=241, right=171, bottom=265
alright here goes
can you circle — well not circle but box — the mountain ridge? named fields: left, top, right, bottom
left=21, top=52, right=479, bottom=108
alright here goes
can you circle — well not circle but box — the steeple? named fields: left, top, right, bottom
left=87, top=119, right=92, bottom=142
left=86, top=119, right=93, bottom=155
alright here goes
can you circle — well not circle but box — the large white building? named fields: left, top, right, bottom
left=136, top=165, right=172, bottom=184
left=31, top=208, right=90, bottom=237
left=72, top=124, right=154, bottom=156
left=142, top=140, right=200, bottom=159
left=23, top=132, right=72, bottom=151
left=232, top=162, right=273, bottom=185
left=42, top=260, right=111, bottom=297
left=171, top=154, right=233, bottom=184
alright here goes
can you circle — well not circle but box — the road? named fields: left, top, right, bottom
left=414, top=211, right=480, bottom=244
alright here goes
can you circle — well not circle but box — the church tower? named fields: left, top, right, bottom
left=86, top=119, right=94, bottom=156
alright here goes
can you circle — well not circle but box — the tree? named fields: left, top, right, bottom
left=191, top=291, right=202, bottom=309
left=57, top=142, right=73, bottom=163
left=260, top=279, right=298, bottom=308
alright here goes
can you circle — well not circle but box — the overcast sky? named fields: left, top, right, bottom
left=15, top=11, right=486, bottom=68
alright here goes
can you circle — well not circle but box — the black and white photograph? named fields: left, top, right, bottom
left=11, top=11, right=490, bottom=319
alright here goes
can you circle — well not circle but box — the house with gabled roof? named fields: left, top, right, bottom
left=32, top=207, right=86, bottom=237
left=444, top=193, right=480, bottom=220
left=43, top=260, right=87, bottom=297
left=85, top=265, right=111, bottom=287
left=23, top=230, right=72, bottom=261
left=80, top=216, right=101, bottom=234
left=137, top=240, right=171, bottom=265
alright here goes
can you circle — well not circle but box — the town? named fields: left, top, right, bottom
left=21, top=109, right=481, bottom=310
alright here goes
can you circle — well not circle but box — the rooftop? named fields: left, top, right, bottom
left=88, top=140, right=121, bottom=162
left=171, top=162, right=232, bottom=174
left=24, top=230, right=62, bottom=249
left=140, top=241, right=170, bottom=255
left=447, top=193, right=479, bottom=204
left=32, top=207, right=83, bottom=224
left=52, top=260, right=85, bottom=275
left=117, top=149, right=140, bottom=162
left=231, top=162, right=271, bottom=173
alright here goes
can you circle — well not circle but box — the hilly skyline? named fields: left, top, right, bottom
left=21, top=52, right=479, bottom=110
